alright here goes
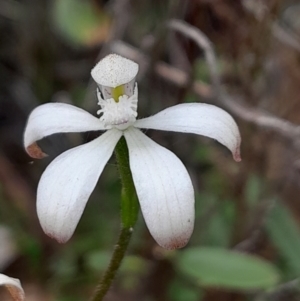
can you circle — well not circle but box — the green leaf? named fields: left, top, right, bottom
left=176, top=247, right=279, bottom=290
left=266, top=202, right=300, bottom=276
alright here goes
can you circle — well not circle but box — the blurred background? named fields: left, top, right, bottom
left=1, top=0, right=300, bottom=300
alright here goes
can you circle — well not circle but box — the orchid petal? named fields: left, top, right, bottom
left=135, top=103, right=241, bottom=161
left=0, top=274, right=25, bottom=301
left=91, top=54, right=139, bottom=88
left=37, top=129, right=122, bottom=243
left=24, top=103, right=106, bottom=158
left=124, top=127, right=195, bottom=249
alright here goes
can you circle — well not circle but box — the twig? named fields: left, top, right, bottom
left=272, top=23, right=300, bottom=53
left=167, top=19, right=300, bottom=141
left=110, top=39, right=300, bottom=142
left=254, top=278, right=300, bottom=301
left=168, top=19, right=221, bottom=94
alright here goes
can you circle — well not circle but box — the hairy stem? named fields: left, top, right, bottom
left=115, top=137, right=139, bottom=229
left=89, top=227, right=133, bottom=301
left=90, top=136, right=139, bottom=301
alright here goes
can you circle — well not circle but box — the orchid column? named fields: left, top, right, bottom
left=24, top=54, right=241, bottom=300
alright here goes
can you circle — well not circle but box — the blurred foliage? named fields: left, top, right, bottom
left=168, top=277, right=201, bottom=301
left=52, top=0, right=111, bottom=47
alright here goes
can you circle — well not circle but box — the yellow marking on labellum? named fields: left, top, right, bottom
left=112, top=85, right=125, bottom=102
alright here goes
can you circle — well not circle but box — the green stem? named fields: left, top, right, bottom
left=90, top=137, right=139, bottom=301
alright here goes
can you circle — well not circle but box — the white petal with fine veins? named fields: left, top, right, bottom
left=135, top=103, right=241, bottom=161
left=124, top=127, right=195, bottom=249
left=24, top=103, right=106, bottom=158
left=0, top=274, right=25, bottom=301
left=37, top=129, right=122, bottom=243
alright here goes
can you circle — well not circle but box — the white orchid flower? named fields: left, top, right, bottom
left=0, top=274, right=25, bottom=301
left=24, top=54, right=241, bottom=250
